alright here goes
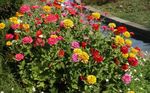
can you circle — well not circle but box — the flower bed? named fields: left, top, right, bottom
left=0, top=0, right=146, bottom=92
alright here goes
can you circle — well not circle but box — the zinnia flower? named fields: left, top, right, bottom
left=121, top=64, right=129, bottom=71
left=6, top=41, right=12, bottom=46
left=45, top=14, right=59, bottom=23
left=42, top=5, right=51, bottom=12
left=63, top=19, right=74, bottom=28
left=117, top=26, right=127, bottom=33
left=0, top=23, right=6, bottom=29
left=125, top=39, right=132, bottom=47
left=11, top=24, right=20, bottom=30
left=48, top=37, right=58, bottom=46
left=120, top=45, right=128, bottom=54
left=128, top=57, right=138, bottom=66
left=5, top=34, right=14, bottom=40
left=22, top=36, right=33, bottom=44
left=115, top=35, right=125, bottom=46
left=71, top=41, right=80, bottom=49
left=23, top=24, right=30, bottom=30
left=58, top=49, right=65, bottom=58
left=15, top=53, right=24, bottom=61
left=123, top=31, right=130, bottom=38
left=16, top=12, right=24, bottom=17
left=20, top=5, right=31, bottom=13
left=72, top=53, right=79, bottom=62
left=108, top=23, right=116, bottom=28
left=86, top=75, right=97, bottom=84
left=122, top=73, right=131, bottom=84
left=9, top=17, right=18, bottom=24
left=92, top=12, right=101, bottom=19
left=79, top=51, right=89, bottom=63
left=92, top=23, right=100, bottom=31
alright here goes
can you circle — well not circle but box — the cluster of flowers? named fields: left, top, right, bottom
left=0, top=0, right=144, bottom=92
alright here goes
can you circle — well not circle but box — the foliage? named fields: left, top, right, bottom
left=0, top=0, right=148, bottom=93
left=0, top=0, right=23, bottom=19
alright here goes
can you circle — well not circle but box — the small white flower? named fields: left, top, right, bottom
left=11, top=88, right=14, bottom=91
left=128, top=88, right=130, bottom=90
left=119, top=90, right=122, bottom=92
left=106, top=79, right=109, bottom=82
left=14, top=30, right=21, bottom=33
left=41, top=91, right=44, bottom=93
left=32, top=87, right=36, bottom=92
left=134, top=78, right=140, bottom=81
left=39, top=35, right=44, bottom=38
left=140, top=74, right=143, bottom=77
left=0, top=91, right=4, bottom=93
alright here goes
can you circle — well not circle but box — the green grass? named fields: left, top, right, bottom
left=90, top=0, right=150, bottom=28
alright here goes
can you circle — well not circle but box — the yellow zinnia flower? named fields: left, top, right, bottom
left=92, top=12, right=101, bottom=19
left=122, top=53, right=128, bottom=59
left=115, top=35, right=125, bottom=46
left=86, top=75, right=96, bottom=84
left=79, top=51, right=89, bottom=63
left=23, top=24, right=30, bottom=30
left=73, top=48, right=82, bottom=54
left=16, top=12, right=24, bottom=17
left=57, top=0, right=65, bottom=3
left=127, top=91, right=135, bottom=93
left=108, top=23, right=116, bottom=28
left=123, top=31, right=130, bottom=38
left=63, top=19, right=74, bottom=28
left=43, top=5, right=51, bottom=12
left=125, top=39, right=132, bottom=47
left=0, top=23, right=6, bottom=29
left=129, top=52, right=136, bottom=58
left=9, top=17, right=18, bottom=24
left=6, top=41, right=12, bottom=46
left=131, top=48, right=138, bottom=54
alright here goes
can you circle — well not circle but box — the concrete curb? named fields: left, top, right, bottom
left=75, top=0, right=150, bottom=43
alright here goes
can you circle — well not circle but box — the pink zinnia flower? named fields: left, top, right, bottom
left=11, top=24, right=20, bottom=30
left=48, top=37, right=58, bottom=46
left=71, top=41, right=80, bottom=49
left=45, top=14, right=59, bottom=23
left=15, top=53, right=24, bottom=61
left=5, top=34, right=14, bottom=40
left=72, top=54, right=79, bottom=62
left=60, top=21, right=64, bottom=27
left=101, top=26, right=108, bottom=31
left=20, top=5, right=31, bottom=13
left=122, top=73, right=132, bottom=84
left=31, top=5, right=40, bottom=9
left=22, top=36, right=33, bottom=44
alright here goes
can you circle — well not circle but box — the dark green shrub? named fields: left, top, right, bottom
left=0, top=0, right=23, bottom=19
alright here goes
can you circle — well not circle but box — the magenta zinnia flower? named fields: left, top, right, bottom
left=72, top=54, right=78, bottom=62
left=122, top=73, right=132, bottom=84
left=71, top=41, right=80, bottom=49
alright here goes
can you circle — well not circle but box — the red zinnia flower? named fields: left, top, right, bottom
left=117, top=26, right=127, bottom=33
left=92, top=23, right=100, bottom=31
left=121, top=64, right=129, bottom=71
left=128, top=57, right=138, bottom=67
left=93, top=55, right=104, bottom=63
left=111, top=43, right=117, bottom=49
left=58, top=49, right=65, bottom=58
left=36, top=30, right=42, bottom=37
left=81, top=42, right=87, bottom=48
left=120, top=45, right=128, bottom=54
